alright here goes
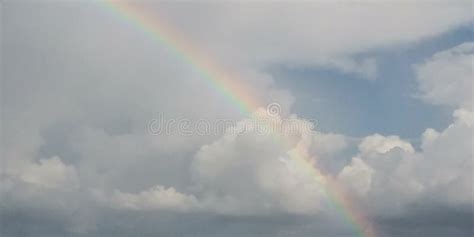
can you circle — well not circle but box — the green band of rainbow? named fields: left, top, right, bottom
left=101, top=2, right=376, bottom=237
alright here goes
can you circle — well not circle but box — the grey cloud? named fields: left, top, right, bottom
left=375, top=203, right=473, bottom=237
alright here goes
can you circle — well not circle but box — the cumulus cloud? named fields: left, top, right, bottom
left=415, top=44, right=473, bottom=206
left=89, top=111, right=343, bottom=216
left=2, top=156, right=78, bottom=190
left=358, top=134, right=415, bottom=155
left=191, top=111, right=328, bottom=215
left=338, top=42, right=473, bottom=218
left=418, top=108, right=473, bottom=205
left=338, top=157, right=374, bottom=198
left=18, top=157, right=78, bottom=190
left=337, top=135, right=422, bottom=215
left=338, top=109, right=472, bottom=216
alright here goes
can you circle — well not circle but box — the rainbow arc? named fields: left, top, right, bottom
left=101, top=2, right=376, bottom=236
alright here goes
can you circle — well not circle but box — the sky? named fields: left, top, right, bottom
left=273, top=24, right=472, bottom=139
left=1, top=1, right=473, bottom=237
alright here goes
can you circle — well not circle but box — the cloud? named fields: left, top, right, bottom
left=338, top=108, right=472, bottom=216
left=338, top=157, right=374, bottom=197
left=358, top=134, right=415, bottom=155
left=88, top=111, right=344, bottom=216
left=337, top=43, right=473, bottom=218
left=191, top=111, right=328, bottom=215
left=415, top=42, right=474, bottom=109
left=337, top=135, right=423, bottom=216
left=151, top=1, right=472, bottom=79
left=104, top=185, right=199, bottom=212
left=2, top=156, right=78, bottom=190
left=418, top=108, right=473, bottom=205
left=18, top=157, right=78, bottom=190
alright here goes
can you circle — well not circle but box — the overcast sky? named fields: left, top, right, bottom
left=1, top=1, right=473, bottom=237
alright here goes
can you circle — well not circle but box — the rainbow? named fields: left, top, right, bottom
left=101, top=1, right=376, bottom=237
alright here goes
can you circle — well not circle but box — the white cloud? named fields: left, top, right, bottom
left=419, top=108, right=473, bottom=202
left=337, top=42, right=473, bottom=213
left=415, top=42, right=473, bottom=109
left=20, top=157, right=78, bottom=189
left=337, top=109, right=472, bottom=215
left=191, top=111, right=328, bottom=215
left=337, top=134, right=423, bottom=215
left=358, top=134, right=415, bottom=155
left=338, top=157, right=374, bottom=197
left=89, top=111, right=333, bottom=215
left=152, top=1, right=472, bottom=79
left=310, top=132, right=348, bottom=156
left=106, top=185, right=199, bottom=212
left=3, top=156, right=79, bottom=190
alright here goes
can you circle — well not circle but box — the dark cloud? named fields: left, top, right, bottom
left=1, top=208, right=359, bottom=237
left=375, top=203, right=474, bottom=237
